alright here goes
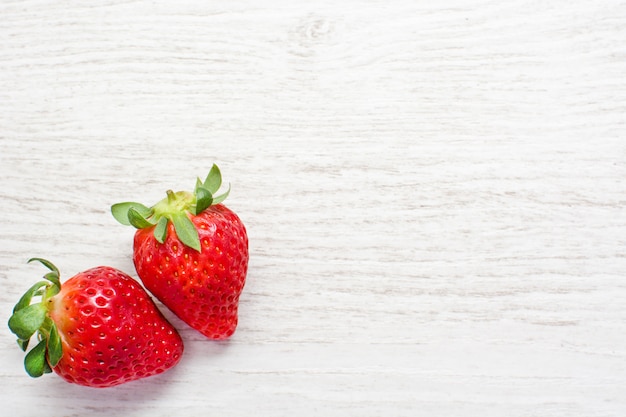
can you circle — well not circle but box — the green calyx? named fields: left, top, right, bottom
left=8, top=258, right=64, bottom=378
left=111, top=164, right=231, bottom=252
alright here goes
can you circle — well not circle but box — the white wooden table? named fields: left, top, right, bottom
left=1, top=1, right=625, bottom=415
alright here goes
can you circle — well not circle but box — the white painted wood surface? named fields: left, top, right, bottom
left=1, top=0, right=625, bottom=415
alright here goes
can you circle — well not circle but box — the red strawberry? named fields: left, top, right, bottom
left=8, top=258, right=184, bottom=388
left=111, top=164, right=249, bottom=340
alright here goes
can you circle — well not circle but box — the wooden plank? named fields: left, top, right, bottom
left=1, top=0, right=625, bottom=415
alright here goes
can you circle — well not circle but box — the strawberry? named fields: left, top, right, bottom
left=111, top=164, right=249, bottom=340
left=8, top=258, right=184, bottom=388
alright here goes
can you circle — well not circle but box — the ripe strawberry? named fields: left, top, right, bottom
left=111, top=164, right=249, bottom=340
left=8, top=258, right=184, bottom=388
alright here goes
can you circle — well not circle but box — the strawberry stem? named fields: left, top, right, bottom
left=110, top=164, right=232, bottom=251
left=166, top=189, right=177, bottom=204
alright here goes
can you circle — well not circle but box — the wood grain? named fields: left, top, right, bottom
left=1, top=0, right=625, bottom=415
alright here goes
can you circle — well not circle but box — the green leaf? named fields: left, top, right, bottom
left=212, top=183, right=231, bottom=205
left=194, top=186, right=213, bottom=215
left=24, top=339, right=48, bottom=378
left=43, top=271, right=61, bottom=288
left=12, top=281, right=48, bottom=313
left=194, top=177, right=203, bottom=193
left=128, top=207, right=156, bottom=229
left=153, top=217, right=168, bottom=243
left=45, top=282, right=61, bottom=299
left=8, top=304, right=47, bottom=340
left=27, top=258, right=59, bottom=275
left=43, top=360, right=52, bottom=374
left=111, top=202, right=152, bottom=226
left=203, top=164, right=222, bottom=194
left=17, top=338, right=30, bottom=352
left=47, top=322, right=63, bottom=367
left=171, top=213, right=201, bottom=252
